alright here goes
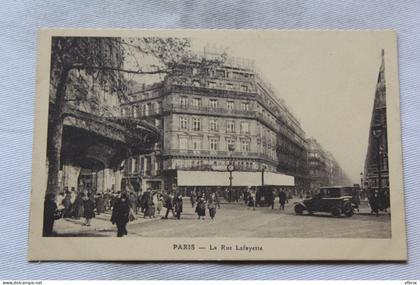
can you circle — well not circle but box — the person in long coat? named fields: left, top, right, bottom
left=62, top=192, right=72, bottom=218
left=111, top=193, right=131, bottom=237
left=73, top=192, right=85, bottom=219
left=162, top=192, right=175, bottom=219
left=174, top=193, right=183, bottom=219
left=83, top=194, right=95, bottom=226
left=190, top=191, right=197, bottom=208
left=140, top=190, right=150, bottom=214
left=129, top=192, right=138, bottom=215
left=43, top=193, right=58, bottom=236
left=143, top=190, right=155, bottom=218
left=208, top=194, right=217, bottom=220
left=195, top=196, right=206, bottom=220
left=103, top=192, right=110, bottom=211
left=95, top=193, right=105, bottom=215
left=279, top=190, right=287, bottom=210
left=156, top=193, right=163, bottom=215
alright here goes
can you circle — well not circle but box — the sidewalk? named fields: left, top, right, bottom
left=53, top=211, right=166, bottom=237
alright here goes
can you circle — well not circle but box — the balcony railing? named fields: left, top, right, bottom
left=163, top=149, right=276, bottom=162
left=173, top=164, right=258, bottom=172
left=164, top=103, right=257, bottom=118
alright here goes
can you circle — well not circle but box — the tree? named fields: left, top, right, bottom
left=47, top=36, right=224, bottom=196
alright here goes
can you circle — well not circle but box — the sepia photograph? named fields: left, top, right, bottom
left=28, top=29, right=406, bottom=261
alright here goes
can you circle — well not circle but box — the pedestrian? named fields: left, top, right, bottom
left=268, top=189, right=275, bottom=210
left=162, top=192, right=175, bottom=219
left=143, top=189, right=155, bottom=218
left=174, top=192, right=183, bottom=219
left=279, top=190, right=287, bottom=210
left=129, top=192, right=138, bottom=215
left=83, top=193, right=95, bottom=226
left=208, top=193, right=217, bottom=220
left=56, top=192, right=65, bottom=210
left=190, top=191, right=196, bottom=208
left=142, top=190, right=151, bottom=214
left=195, top=195, right=206, bottom=220
left=214, top=191, right=221, bottom=209
left=62, top=191, right=72, bottom=218
left=155, top=193, right=163, bottom=215
left=73, top=192, right=85, bottom=219
left=369, top=189, right=380, bottom=216
left=95, top=193, right=105, bottom=215
left=249, top=190, right=256, bottom=210
left=43, top=193, right=59, bottom=237
left=111, top=193, right=131, bottom=237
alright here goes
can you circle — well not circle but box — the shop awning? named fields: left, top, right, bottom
left=177, top=170, right=294, bottom=187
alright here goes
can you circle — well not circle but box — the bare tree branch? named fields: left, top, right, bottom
left=70, top=63, right=171, bottom=75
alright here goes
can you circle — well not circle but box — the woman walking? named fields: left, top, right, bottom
left=156, top=193, right=163, bottom=215
left=144, top=190, right=155, bottom=218
left=83, top=193, right=95, bottom=226
left=195, top=195, right=206, bottom=220
left=208, top=193, right=217, bottom=220
left=74, top=192, right=85, bottom=219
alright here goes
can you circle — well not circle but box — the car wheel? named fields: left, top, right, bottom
left=294, top=204, right=304, bottom=215
left=331, top=207, right=341, bottom=217
left=343, top=202, right=354, bottom=217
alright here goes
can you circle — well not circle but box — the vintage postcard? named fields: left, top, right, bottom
left=28, top=29, right=406, bottom=261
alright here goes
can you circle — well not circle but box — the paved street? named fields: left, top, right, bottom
left=54, top=198, right=391, bottom=238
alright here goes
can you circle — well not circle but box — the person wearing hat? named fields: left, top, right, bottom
left=174, top=192, right=183, bottom=219
left=111, top=193, right=131, bottom=237
left=195, top=194, right=206, bottom=220
left=43, top=193, right=58, bottom=236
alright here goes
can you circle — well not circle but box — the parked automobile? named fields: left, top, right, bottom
left=294, top=186, right=358, bottom=217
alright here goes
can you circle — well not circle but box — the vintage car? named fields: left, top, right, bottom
left=294, top=186, right=358, bottom=217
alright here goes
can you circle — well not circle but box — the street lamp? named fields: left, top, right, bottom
left=359, top=171, right=364, bottom=200
left=227, top=144, right=235, bottom=201
left=261, top=165, right=266, bottom=186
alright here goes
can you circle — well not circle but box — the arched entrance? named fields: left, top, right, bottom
left=77, top=158, right=104, bottom=193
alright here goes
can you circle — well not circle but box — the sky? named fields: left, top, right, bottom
left=187, top=32, right=387, bottom=183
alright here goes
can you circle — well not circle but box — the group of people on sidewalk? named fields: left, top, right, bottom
left=43, top=190, right=98, bottom=236
left=43, top=186, right=293, bottom=237
left=189, top=191, right=220, bottom=220
left=241, top=188, right=290, bottom=211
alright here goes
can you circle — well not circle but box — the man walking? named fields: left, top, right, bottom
left=111, top=193, right=131, bottom=237
left=162, top=192, right=175, bottom=219
left=279, top=190, right=287, bottom=210
left=174, top=192, right=183, bottom=219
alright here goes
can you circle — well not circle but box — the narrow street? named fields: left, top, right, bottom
left=54, top=198, right=391, bottom=238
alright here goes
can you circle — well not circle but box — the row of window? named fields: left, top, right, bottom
left=178, top=136, right=251, bottom=152
left=179, top=96, right=250, bottom=111
left=122, top=101, right=162, bottom=118
left=179, top=116, right=250, bottom=133
left=189, top=79, right=250, bottom=92
left=170, top=159, right=257, bottom=170
left=125, top=156, right=160, bottom=174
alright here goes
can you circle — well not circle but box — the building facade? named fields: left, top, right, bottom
left=120, top=52, right=309, bottom=192
left=306, top=137, right=350, bottom=194
left=363, top=50, right=389, bottom=196
left=48, top=38, right=160, bottom=194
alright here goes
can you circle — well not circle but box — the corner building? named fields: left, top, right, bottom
left=120, top=54, right=308, bottom=193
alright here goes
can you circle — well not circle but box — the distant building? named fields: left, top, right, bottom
left=306, top=137, right=350, bottom=194
left=364, top=50, right=389, bottom=195
left=120, top=51, right=308, bottom=192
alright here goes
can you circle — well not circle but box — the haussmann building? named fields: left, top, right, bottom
left=119, top=51, right=311, bottom=195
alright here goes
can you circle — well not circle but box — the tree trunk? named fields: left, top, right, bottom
left=46, top=67, right=70, bottom=196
